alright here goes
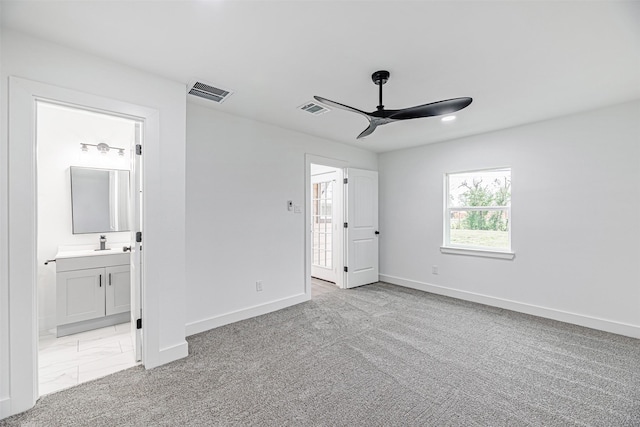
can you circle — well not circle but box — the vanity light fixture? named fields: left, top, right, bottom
left=79, top=142, right=126, bottom=156
left=96, top=142, right=110, bottom=155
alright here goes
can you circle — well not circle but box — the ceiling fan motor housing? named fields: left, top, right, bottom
left=372, top=70, right=390, bottom=85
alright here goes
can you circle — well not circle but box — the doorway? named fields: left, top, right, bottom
left=307, top=157, right=345, bottom=297
left=7, top=76, right=158, bottom=415
left=310, top=164, right=343, bottom=298
left=305, top=155, right=380, bottom=298
left=311, top=164, right=340, bottom=283
left=36, top=101, right=141, bottom=395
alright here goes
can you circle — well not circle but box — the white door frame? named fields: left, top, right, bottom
left=6, top=76, right=156, bottom=415
left=310, top=169, right=338, bottom=284
left=131, top=122, right=143, bottom=362
left=305, top=154, right=347, bottom=294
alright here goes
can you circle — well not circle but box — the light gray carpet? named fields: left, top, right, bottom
left=2, top=282, right=640, bottom=426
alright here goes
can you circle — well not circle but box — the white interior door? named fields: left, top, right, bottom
left=345, top=168, right=379, bottom=288
left=311, top=171, right=337, bottom=283
left=130, top=122, right=143, bottom=362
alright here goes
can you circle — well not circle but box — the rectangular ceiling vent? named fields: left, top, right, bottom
left=299, top=101, right=330, bottom=115
left=187, top=80, right=233, bottom=103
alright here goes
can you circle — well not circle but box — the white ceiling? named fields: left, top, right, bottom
left=2, top=1, right=639, bottom=153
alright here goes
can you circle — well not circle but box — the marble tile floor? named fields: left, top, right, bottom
left=38, top=322, right=139, bottom=396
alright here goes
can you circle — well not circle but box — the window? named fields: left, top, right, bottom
left=443, top=168, right=513, bottom=257
left=312, top=180, right=333, bottom=268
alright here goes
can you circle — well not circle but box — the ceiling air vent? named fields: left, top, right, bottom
left=187, top=80, right=233, bottom=103
left=299, top=101, right=330, bottom=115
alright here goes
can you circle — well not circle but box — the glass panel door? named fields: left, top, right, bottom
left=312, top=180, right=333, bottom=269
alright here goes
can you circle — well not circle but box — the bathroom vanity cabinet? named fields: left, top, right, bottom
left=55, top=250, right=131, bottom=337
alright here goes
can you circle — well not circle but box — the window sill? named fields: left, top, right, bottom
left=440, top=246, right=515, bottom=260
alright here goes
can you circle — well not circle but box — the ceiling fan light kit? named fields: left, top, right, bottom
left=315, top=70, right=472, bottom=139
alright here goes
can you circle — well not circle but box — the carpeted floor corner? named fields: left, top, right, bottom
left=2, top=282, right=639, bottom=426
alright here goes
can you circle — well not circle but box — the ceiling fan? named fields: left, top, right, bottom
left=314, top=70, right=472, bottom=139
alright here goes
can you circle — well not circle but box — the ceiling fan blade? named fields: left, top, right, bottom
left=314, top=96, right=369, bottom=117
left=389, top=97, right=473, bottom=120
left=357, top=121, right=378, bottom=139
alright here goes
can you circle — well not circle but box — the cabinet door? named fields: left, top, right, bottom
left=105, top=265, right=131, bottom=316
left=57, top=268, right=106, bottom=325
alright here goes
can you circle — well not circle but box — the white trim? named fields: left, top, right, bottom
left=449, top=207, right=509, bottom=212
left=440, top=246, right=515, bottom=260
left=305, top=154, right=348, bottom=291
left=380, top=274, right=640, bottom=339
left=0, top=398, right=11, bottom=419
left=444, top=167, right=512, bottom=253
left=185, top=293, right=310, bottom=337
left=156, top=341, right=189, bottom=367
left=6, top=76, right=159, bottom=417
left=446, top=166, right=512, bottom=176
left=8, top=76, right=40, bottom=416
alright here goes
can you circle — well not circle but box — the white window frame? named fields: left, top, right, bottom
left=441, top=167, right=515, bottom=260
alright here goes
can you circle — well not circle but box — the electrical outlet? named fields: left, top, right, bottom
left=256, top=280, right=263, bottom=292
left=432, top=265, right=438, bottom=275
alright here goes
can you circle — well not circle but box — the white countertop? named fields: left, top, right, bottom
left=56, top=246, right=129, bottom=259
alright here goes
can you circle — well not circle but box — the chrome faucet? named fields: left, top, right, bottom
left=99, top=235, right=106, bottom=251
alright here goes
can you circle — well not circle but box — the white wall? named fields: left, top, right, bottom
left=37, top=103, right=134, bottom=331
left=379, top=100, right=640, bottom=337
left=185, top=102, right=377, bottom=335
left=1, top=29, right=187, bottom=417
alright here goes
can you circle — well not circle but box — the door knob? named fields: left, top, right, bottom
left=375, top=231, right=380, bottom=235
left=123, top=246, right=132, bottom=252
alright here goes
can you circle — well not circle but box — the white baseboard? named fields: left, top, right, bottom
left=157, top=341, right=189, bottom=366
left=0, top=397, right=11, bottom=420
left=380, top=274, right=640, bottom=339
left=144, top=340, right=189, bottom=370
left=186, top=293, right=310, bottom=337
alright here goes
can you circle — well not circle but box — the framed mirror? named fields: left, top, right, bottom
left=70, top=166, right=131, bottom=234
